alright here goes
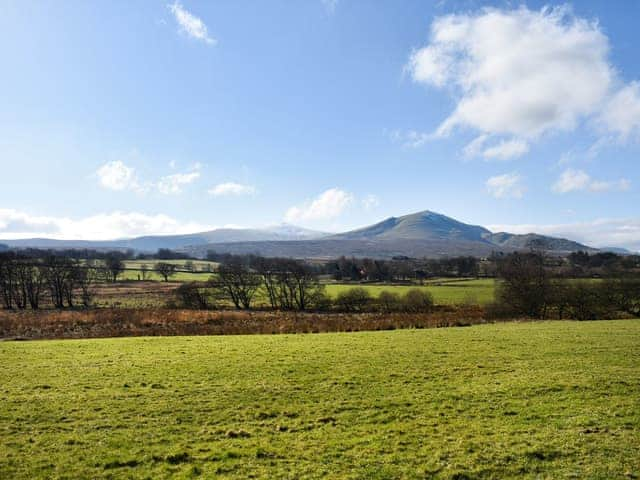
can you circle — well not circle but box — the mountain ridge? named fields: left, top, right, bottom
left=1, top=210, right=597, bottom=258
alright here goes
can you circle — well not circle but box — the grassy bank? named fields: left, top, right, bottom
left=1, top=320, right=638, bottom=479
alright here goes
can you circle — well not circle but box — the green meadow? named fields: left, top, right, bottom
left=324, top=279, right=496, bottom=305
left=1, top=320, right=638, bottom=479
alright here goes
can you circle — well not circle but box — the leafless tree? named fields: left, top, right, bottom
left=215, top=260, right=261, bottom=309
left=154, top=262, right=177, bottom=282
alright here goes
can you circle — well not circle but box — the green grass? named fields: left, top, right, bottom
left=119, top=260, right=217, bottom=282
left=1, top=320, right=639, bottom=479
left=325, top=278, right=496, bottom=305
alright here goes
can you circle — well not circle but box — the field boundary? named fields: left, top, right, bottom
left=0, top=306, right=489, bottom=340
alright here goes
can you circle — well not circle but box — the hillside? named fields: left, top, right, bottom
left=1, top=224, right=326, bottom=251
left=186, top=211, right=594, bottom=259
left=2, top=210, right=596, bottom=258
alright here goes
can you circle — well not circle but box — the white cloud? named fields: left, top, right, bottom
left=96, top=161, right=200, bottom=195
left=362, top=194, right=380, bottom=211
left=486, top=218, right=640, bottom=251
left=408, top=6, right=614, bottom=140
left=0, top=209, right=212, bottom=241
left=321, top=0, right=338, bottom=14
left=486, top=173, right=525, bottom=199
left=388, top=129, right=432, bottom=148
left=600, top=81, right=640, bottom=140
left=285, top=188, right=354, bottom=223
left=208, top=182, right=256, bottom=197
left=481, top=139, right=529, bottom=160
left=552, top=168, right=630, bottom=193
left=96, top=161, right=141, bottom=192
left=157, top=171, right=201, bottom=195
left=168, top=1, right=216, bottom=45
left=462, top=134, right=489, bottom=158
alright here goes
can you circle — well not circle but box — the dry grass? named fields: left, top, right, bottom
left=0, top=306, right=488, bottom=340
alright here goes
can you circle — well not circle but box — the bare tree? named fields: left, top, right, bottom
left=140, top=264, right=149, bottom=281
left=215, top=260, right=261, bottom=309
left=154, top=262, right=177, bottom=282
left=104, top=254, right=125, bottom=283
left=496, top=252, right=551, bottom=319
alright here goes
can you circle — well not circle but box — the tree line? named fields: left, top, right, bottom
left=0, top=253, right=96, bottom=309
left=177, top=255, right=437, bottom=313
left=493, top=252, right=640, bottom=320
left=0, top=252, right=192, bottom=309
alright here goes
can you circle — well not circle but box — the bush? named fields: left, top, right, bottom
left=565, top=281, right=608, bottom=320
left=401, top=289, right=434, bottom=313
left=308, top=289, right=332, bottom=311
left=175, top=282, right=213, bottom=309
left=377, top=290, right=401, bottom=313
left=335, top=287, right=372, bottom=312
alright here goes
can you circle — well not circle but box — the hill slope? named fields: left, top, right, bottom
left=186, top=210, right=595, bottom=259
left=2, top=210, right=596, bottom=258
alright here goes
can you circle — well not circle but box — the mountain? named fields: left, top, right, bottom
left=182, top=210, right=596, bottom=259
left=599, top=246, right=634, bottom=255
left=1, top=210, right=598, bottom=259
left=329, top=210, right=491, bottom=242
left=482, top=232, right=594, bottom=254
left=1, top=224, right=327, bottom=251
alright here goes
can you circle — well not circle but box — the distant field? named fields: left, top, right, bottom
left=325, top=278, right=496, bottom=305
left=1, top=320, right=638, bottom=479
left=119, top=260, right=217, bottom=282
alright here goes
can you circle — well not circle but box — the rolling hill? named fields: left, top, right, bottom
left=183, top=210, right=596, bottom=259
left=1, top=210, right=597, bottom=259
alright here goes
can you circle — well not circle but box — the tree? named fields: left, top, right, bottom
left=154, top=262, right=178, bottom=282
left=42, top=256, right=77, bottom=308
left=140, top=264, right=149, bottom=281
left=215, top=260, right=261, bottom=309
left=0, top=253, right=16, bottom=309
left=104, top=254, right=125, bottom=283
left=496, top=252, right=551, bottom=319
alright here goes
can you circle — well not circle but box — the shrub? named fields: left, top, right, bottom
left=175, top=282, right=213, bottom=309
left=335, top=287, right=372, bottom=312
left=377, top=290, right=401, bottom=313
left=308, top=289, right=332, bottom=311
left=401, top=289, right=434, bottom=313
left=565, top=281, right=608, bottom=320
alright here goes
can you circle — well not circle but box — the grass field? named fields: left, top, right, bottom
left=119, top=260, right=217, bottom=282
left=1, top=320, right=638, bottom=479
left=325, top=279, right=496, bottom=305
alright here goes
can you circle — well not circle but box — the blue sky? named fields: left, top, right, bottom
left=0, top=1, right=639, bottom=249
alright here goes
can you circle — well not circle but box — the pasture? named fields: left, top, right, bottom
left=1, top=320, right=638, bottom=479
left=325, top=278, right=496, bottom=305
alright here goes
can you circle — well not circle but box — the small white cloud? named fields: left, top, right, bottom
left=157, top=171, right=201, bottom=195
left=208, top=182, right=256, bottom=197
left=285, top=188, right=354, bottom=222
left=96, top=161, right=141, bottom=192
left=362, top=194, right=380, bottom=211
left=482, top=139, right=529, bottom=160
left=486, top=173, right=525, bottom=199
left=0, top=209, right=212, bottom=241
left=389, top=129, right=433, bottom=148
left=552, top=168, right=630, bottom=194
left=97, top=160, right=200, bottom=195
left=168, top=1, right=216, bottom=45
left=321, top=0, right=338, bottom=14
